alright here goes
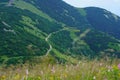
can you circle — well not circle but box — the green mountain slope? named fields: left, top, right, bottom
left=0, top=0, right=120, bottom=64
left=84, top=7, right=120, bottom=39
left=0, top=0, right=62, bottom=63
left=24, top=0, right=90, bottom=28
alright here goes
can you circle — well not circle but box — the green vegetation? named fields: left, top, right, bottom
left=14, top=0, right=53, bottom=21
left=50, top=30, right=73, bottom=53
left=51, top=49, right=78, bottom=64
left=0, top=0, right=120, bottom=70
left=0, top=1, right=62, bottom=64
left=83, top=30, right=120, bottom=57
left=0, top=58, right=120, bottom=80
left=84, top=7, right=120, bottom=39
left=27, top=0, right=89, bottom=28
left=77, top=8, right=87, bottom=16
left=1, top=0, right=120, bottom=80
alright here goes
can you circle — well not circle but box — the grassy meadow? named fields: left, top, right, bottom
left=0, top=56, right=120, bottom=80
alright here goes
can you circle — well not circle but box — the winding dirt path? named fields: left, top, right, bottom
left=45, top=28, right=68, bottom=56
left=45, top=33, right=52, bottom=56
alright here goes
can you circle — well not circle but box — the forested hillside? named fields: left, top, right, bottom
left=0, top=0, right=120, bottom=64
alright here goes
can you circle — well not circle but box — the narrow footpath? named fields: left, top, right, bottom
left=45, top=27, right=68, bottom=56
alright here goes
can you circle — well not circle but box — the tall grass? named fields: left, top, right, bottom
left=0, top=57, right=120, bottom=80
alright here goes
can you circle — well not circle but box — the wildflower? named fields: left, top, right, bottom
left=40, top=71, right=44, bottom=75
left=108, top=69, right=111, bottom=72
left=26, top=69, right=29, bottom=75
left=99, top=63, right=103, bottom=66
left=78, top=61, right=81, bottom=64
left=104, top=78, right=108, bottom=80
left=107, top=66, right=112, bottom=71
left=51, top=66, right=55, bottom=73
left=107, top=66, right=112, bottom=70
left=17, top=68, right=21, bottom=73
left=65, top=65, right=68, bottom=68
left=25, top=69, right=29, bottom=80
left=48, top=64, right=51, bottom=68
left=107, top=66, right=113, bottom=72
left=93, top=76, right=96, bottom=80
left=118, top=64, right=120, bottom=69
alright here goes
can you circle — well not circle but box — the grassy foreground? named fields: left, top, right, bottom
left=0, top=57, right=120, bottom=80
